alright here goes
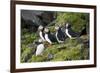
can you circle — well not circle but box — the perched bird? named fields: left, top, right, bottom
left=38, top=25, right=45, bottom=41
left=44, top=28, right=58, bottom=44
left=55, top=26, right=66, bottom=43
left=35, top=39, right=45, bottom=56
left=65, top=23, right=80, bottom=39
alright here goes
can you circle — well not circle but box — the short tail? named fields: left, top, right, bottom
left=79, top=27, right=87, bottom=37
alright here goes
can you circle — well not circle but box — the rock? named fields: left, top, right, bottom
left=21, top=10, right=55, bottom=32
left=47, top=53, right=54, bottom=60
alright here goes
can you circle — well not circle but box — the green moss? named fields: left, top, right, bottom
left=28, top=55, right=47, bottom=62
left=21, top=47, right=32, bottom=62
left=55, top=12, right=89, bottom=32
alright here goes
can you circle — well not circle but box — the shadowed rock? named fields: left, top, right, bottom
left=21, top=10, right=55, bottom=31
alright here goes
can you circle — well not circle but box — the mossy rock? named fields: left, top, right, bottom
left=29, top=55, right=47, bottom=62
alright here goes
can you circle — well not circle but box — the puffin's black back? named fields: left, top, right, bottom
left=48, top=32, right=58, bottom=43
left=68, top=28, right=80, bottom=37
left=57, top=28, right=66, bottom=41
left=66, top=24, right=87, bottom=37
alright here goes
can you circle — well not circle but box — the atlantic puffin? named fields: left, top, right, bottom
left=35, top=39, right=45, bottom=56
left=65, top=23, right=80, bottom=39
left=55, top=26, right=66, bottom=43
left=44, top=28, right=58, bottom=44
left=38, top=25, right=45, bottom=41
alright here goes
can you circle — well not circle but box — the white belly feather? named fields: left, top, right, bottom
left=56, top=32, right=63, bottom=43
left=36, top=44, right=44, bottom=56
left=65, top=29, right=72, bottom=38
left=45, top=34, right=52, bottom=44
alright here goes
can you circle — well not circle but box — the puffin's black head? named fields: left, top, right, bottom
left=38, top=25, right=44, bottom=31
left=65, top=23, right=71, bottom=29
left=44, top=28, right=50, bottom=34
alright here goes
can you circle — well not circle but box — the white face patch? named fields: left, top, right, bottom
left=38, top=25, right=43, bottom=30
left=55, top=26, right=59, bottom=30
left=38, top=38, right=43, bottom=42
left=66, top=23, right=69, bottom=28
left=44, top=28, right=49, bottom=33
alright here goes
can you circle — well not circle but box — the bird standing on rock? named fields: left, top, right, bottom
left=38, top=25, right=45, bottom=41
left=55, top=26, right=66, bottom=43
left=44, top=28, right=58, bottom=44
left=65, top=23, right=80, bottom=39
left=35, top=39, right=45, bottom=56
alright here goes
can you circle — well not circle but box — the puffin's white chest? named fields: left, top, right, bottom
left=56, top=32, right=63, bottom=43
left=65, top=29, right=72, bottom=38
left=39, top=31, right=45, bottom=41
left=36, top=44, right=44, bottom=56
left=45, top=34, right=52, bottom=44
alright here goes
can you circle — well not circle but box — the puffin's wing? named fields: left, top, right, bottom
left=68, top=28, right=79, bottom=37
left=61, top=27, right=68, bottom=38
left=48, top=33, right=58, bottom=42
left=57, top=29, right=66, bottom=41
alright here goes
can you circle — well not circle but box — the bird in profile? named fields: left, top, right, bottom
left=55, top=26, right=67, bottom=43
left=35, top=39, right=45, bottom=56
left=65, top=22, right=81, bottom=39
left=44, top=28, right=58, bottom=44
left=38, top=25, right=45, bottom=41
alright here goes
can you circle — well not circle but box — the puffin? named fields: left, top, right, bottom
left=44, top=28, right=58, bottom=44
left=35, top=39, right=45, bottom=56
left=38, top=25, right=45, bottom=41
left=65, top=23, right=80, bottom=39
left=55, top=26, right=66, bottom=43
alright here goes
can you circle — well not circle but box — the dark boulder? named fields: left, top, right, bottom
left=21, top=10, right=55, bottom=32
